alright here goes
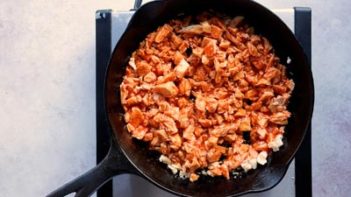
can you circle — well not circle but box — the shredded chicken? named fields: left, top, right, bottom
left=120, top=12, right=294, bottom=182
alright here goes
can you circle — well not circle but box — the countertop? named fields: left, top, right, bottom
left=0, top=0, right=350, bottom=196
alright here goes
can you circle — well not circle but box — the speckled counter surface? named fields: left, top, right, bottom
left=0, top=0, right=350, bottom=197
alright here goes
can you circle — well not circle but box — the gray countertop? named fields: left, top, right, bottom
left=0, top=0, right=350, bottom=196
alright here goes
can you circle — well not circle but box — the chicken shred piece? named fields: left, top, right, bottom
left=155, top=24, right=173, bottom=43
left=153, top=82, right=178, bottom=97
left=174, top=58, right=190, bottom=78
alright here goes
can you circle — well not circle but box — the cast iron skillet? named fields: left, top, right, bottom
left=47, top=0, right=314, bottom=196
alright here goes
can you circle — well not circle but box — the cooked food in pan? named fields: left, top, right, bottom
left=120, top=12, right=294, bottom=182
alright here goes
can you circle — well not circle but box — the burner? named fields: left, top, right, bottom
left=95, top=7, right=311, bottom=197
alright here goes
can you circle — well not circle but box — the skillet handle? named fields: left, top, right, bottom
left=46, top=144, right=137, bottom=197
left=133, top=0, right=165, bottom=10
left=133, top=0, right=142, bottom=10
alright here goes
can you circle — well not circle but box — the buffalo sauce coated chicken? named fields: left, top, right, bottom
left=120, top=12, right=294, bottom=182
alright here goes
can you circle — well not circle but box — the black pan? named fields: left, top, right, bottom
left=47, top=0, right=314, bottom=196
